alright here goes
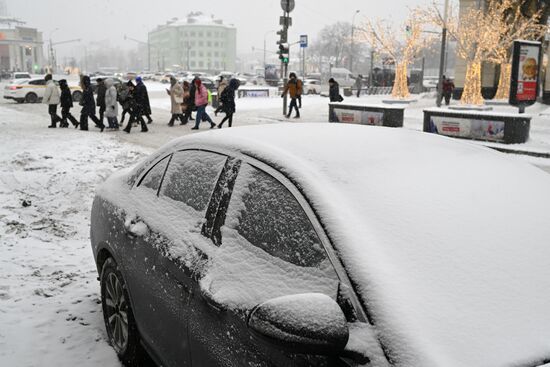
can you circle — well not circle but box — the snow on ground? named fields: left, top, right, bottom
left=0, top=105, right=151, bottom=366
left=0, top=81, right=549, bottom=366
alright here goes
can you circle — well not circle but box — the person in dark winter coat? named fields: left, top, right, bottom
left=96, top=78, right=107, bottom=125
left=119, top=81, right=135, bottom=124
left=188, top=77, right=198, bottom=121
left=79, top=75, right=104, bottom=132
left=442, top=76, right=455, bottom=106
left=329, top=78, right=342, bottom=102
left=353, top=74, right=363, bottom=97
left=135, top=77, right=153, bottom=124
left=218, top=78, right=239, bottom=128
left=59, top=79, right=79, bottom=128
left=281, top=72, right=302, bottom=119
left=181, top=81, right=192, bottom=125
left=124, top=77, right=148, bottom=133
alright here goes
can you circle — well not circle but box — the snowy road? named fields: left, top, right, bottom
left=0, top=86, right=549, bottom=367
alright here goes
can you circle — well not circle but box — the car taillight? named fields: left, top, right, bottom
left=9, top=86, right=22, bottom=90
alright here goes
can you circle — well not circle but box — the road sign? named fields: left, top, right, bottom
left=300, top=35, right=308, bottom=48
left=281, top=0, right=295, bottom=13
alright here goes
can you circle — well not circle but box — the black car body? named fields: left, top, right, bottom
left=91, top=124, right=550, bottom=367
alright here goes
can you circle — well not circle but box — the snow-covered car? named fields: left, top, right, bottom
left=3, top=78, right=82, bottom=104
left=90, top=124, right=550, bottom=367
left=303, top=78, right=322, bottom=94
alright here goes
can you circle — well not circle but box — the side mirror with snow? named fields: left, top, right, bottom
left=247, top=293, right=349, bottom=356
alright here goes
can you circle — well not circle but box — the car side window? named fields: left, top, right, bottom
left=202, top=163, right=340, bottom=311
left=138, top=156, right=170, bottom=193
left=160, top=150, right=227, bottom=213
left=30, top=80, right=45, bottom=86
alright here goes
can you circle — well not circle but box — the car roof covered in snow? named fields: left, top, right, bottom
left=143, top=124, right=550, bottom=366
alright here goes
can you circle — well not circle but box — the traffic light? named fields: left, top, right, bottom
left=277, top=29, right=287, bottom=43
left=278, top=42, right=290, bottom=64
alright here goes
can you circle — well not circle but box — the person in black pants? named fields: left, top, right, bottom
left=58, top=79, right=79, bottom=128
left=79, top=75, right=104, bottom=132
left=218, top=78, right=239, bottom=128
left=119, top=81, right=135, bottom=125
left=96, top=78, right=107, bottom=127
left=281, top=73, right=302, bottom=119
left=124, top=77, right=148, bottom=133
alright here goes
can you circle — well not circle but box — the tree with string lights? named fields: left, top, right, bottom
left=488, top=1, right=547, bottom=100
left=423, top=0, right=547, bottom=105
left=357, top=11, right=432, bottom=99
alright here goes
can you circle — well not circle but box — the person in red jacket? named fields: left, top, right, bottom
left=191, top=79, right=216, bottom=130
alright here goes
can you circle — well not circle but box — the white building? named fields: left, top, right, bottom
left=149, top=12, right=237, bottom=73
left=0, top=18, right=44, bottom=73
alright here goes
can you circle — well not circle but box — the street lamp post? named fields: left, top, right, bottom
left=49, top=28, right=59, bottom=73
left=436, top=0, right=450, bottom=107
left=350, top=10, right=360, bottom=73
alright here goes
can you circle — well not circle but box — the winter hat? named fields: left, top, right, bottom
left=329, top=78, right=336, bottom=83
left=136, top=76, right=142, bottom=83
left=82, top=75, right=91, bottom=87
left=195, top=79, right=202, bottom=87
left=58, top=79, right=67, bottom=87
left=44, top=74, right=52, bottom=81
left=96, top=78, right=103, bottom=83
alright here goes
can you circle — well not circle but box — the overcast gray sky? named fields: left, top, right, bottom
left=6, top=0, right=434, bottom=57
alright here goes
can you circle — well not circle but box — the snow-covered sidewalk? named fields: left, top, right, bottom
left=0, top=106, right=150, bottom=366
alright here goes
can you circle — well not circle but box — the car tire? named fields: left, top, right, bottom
left=72, top=91, right=82, bottom=103
left=25, top=93, right=38, bottom=104
left=100, top=257, right=145, bottom=366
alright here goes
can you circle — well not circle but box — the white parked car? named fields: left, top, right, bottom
left=3, top=78, right=82, bottom=104
left=11, top=72, right=31, bottom=82
left=302, top=79, right=322, bottom=94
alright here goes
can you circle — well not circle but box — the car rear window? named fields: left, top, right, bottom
left=160, top=150, right=226, bottom=213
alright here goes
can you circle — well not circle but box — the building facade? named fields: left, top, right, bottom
left=0, top=23, right=44, bottom=73
left=149, top=12, right=237, bottom=73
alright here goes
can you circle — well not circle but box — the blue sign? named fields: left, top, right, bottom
left=300, top=35, right=308, bottom=48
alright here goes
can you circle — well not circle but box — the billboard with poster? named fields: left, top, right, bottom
left=333, top=109, right=384, bottom=126
left=510, top=40, right=542, bottom=107
left=429, top=116, right=505, bottom=142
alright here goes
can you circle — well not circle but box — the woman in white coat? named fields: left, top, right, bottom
left=104, top=79, right=119, bottom=129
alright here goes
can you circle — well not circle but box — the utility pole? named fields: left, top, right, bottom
left=436, top=0, right=449, bottom=107
left=350, top=10, right=360, bottom=73
left=278, top=0, right=294, bottom=116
